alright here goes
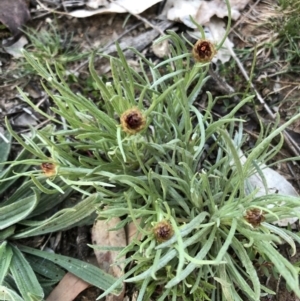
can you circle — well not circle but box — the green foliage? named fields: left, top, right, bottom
left=12, top=22, right=90, bottom=82
left=25, top=24, right=85, bottom=65
left=0, top=132, right=11, bottom=172
left=274, top=0, right=300, bottom=72
left=263, top=1, right=300, bottom=75
left=0, top=143, right=122, bottom=300
left=2, top=25, right=299, bottom=301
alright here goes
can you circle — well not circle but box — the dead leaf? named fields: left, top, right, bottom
left=152, top=40, right=170, bottom=58
left=46, top=272, right=90, bottom=301
left=69, top=0, right=163, bottom=18
left=3, top=36, right=28, bottom=58
left=246, top=165, right=299, bottom=226
left=161, top=0, right=200, bottom=27
left=0, top=0, right=30, bottom=46
left=160, top=0, right=250, bottom=62
left=246, top=166, right=299, bottom=198
left=92, top=218, right=126, bottom=301
left=125, top=219, right=143, bottom=243
left=237, top=150, right=300, bottom=227
left=86, top=0, right=109, bottom=9
left=161, top=0, right=250, bottom=26
left=196, top=0, right=251, bottom=25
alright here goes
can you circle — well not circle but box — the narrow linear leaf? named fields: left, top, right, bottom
left=231, top=236, right=261, bottom=299
left=225, top=254, right=257, bottom=301
left=165, top=226, right=217, bottom=288
left=155, top=212, right=209, bottom=249
left=215, top=219, right=237, bottom=262
left=257, top=240, right=300, bottom=297
left=263, top=222, right=296, bottom=256
left=0, top=145, right=35, bottom=195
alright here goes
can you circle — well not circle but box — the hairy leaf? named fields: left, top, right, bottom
left=0, top=190, right=39, bottom=230
left=10, top=244, right=44, bottom=301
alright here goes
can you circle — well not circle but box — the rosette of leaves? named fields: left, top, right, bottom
left=5, top=26, right=300, bottom=301
left=0, top=137, right=122, bottom=300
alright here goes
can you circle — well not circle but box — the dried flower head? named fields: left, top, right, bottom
left=41, top=162, right=57, bottom=177
left=153, top=220, right=174, bottom=243
left=192, top=39, right=216, bottom=63
left=120, top=108, right=146, bottom=135
left=244, top=208, right=265, bottom=227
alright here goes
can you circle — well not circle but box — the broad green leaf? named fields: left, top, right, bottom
left=13, top=193, right=98, bottom=238
left=0, top=285, right=24, bottom=301
left=0, top=225, right=15, bottom=240
left=28, top=186, right=73, bottom=218
left=0, top=241, right=13, bottom=284
left=1, top=180, right=36, bottom=206
left=19, top=245, right=122, bottom=295
left=25, top=254, right=65, bottom=281
left=9, top=244, right=44, bottom=301
left=0, top=191, right=39, bottom=230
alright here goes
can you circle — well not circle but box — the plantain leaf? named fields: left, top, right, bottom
left=28, top=185, right=73, bottom=218
left=0, top=190, right=39, bottom=230
left=1, top=180, right=36, bottom=206
left=13, top=193, right=98, bottom=238
left=0, top=225, right=15, bottom=240
left=19, top=245, right=122, bottom=295
left=25, top=254, right=65, bottom=282
left=0, top=285, right=24, bottom=301
left=9, top=244, right=44, bottom=301
left=0, top=241, right=13, bottom=284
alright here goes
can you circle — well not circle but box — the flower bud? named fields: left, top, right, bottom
left=192, top=39, right=216, bottom=63
left=244, top=208, right=265, bottom=227
left=153, top=220, right=174, bottom=243
left=41, top=162, right=56, bottom=177
left=120, top=108, right=146, bottom=135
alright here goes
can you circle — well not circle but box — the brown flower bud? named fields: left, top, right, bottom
left=41, top=162, right=57, bottom=177
left=192, top=39, right=216, bottom=63
left=120, top=108, right=146, bottom=135
left=153, top=220, right=174, bottom=243
left=244, top=208, right=265, bottom=227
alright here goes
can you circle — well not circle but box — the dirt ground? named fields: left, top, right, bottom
left=1, top=0, right=300, bottom=300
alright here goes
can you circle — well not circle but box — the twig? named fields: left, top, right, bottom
left=208, top=65, right=300, bottom=158
left=35, top=0, right=70, bottom=16
left=230, top=0, right=261, bottom=33
left=225, top=46, right=300, bottom=158
left=114, top=2, right=166, bottom=36
left=228, top=46, right=275, bottom=118
left=72, top=22, right=143, bottom=73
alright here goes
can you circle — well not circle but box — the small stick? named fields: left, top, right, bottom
left=228, top=46, right=275, bottom=118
